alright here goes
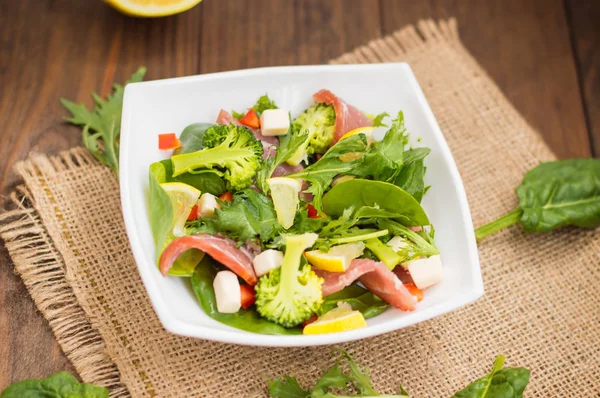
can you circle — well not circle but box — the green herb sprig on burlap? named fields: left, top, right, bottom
left=475, top=159, right=600, bottom=242
left=60, top=67, right=146, bottom=176
left=0, top=371, right=108, bottom=398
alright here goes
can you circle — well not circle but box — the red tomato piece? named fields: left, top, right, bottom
left=301, top=314, right=318, bottom=327
left=158, top=133, right=181, bottom=150
left=307, top=204, right=319, bottom=218
left=403, top=283, right=423, bottom=302
left=239, top=109, right=260, bottom=129
left=187, top=205, right=198, bottom=221
left=219, top=192, right=233, bottom=202
left=240, top=284, right=256, bottom=309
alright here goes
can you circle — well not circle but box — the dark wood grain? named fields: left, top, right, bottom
left=566, top=0, right=600, bottom=156
left=0, top=0, right=595, bottom=390
left=379, top=0, right=591, bottom=159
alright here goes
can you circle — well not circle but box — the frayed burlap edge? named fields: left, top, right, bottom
left=0, top=149, right=129, bottom=397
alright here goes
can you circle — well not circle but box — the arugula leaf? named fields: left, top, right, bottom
left=269, top=376, right=311, bottom=398
left=189, top=189, right=281, bottom=243
left=149, top=162, right=174, bottom=260
left=317, top=284, right=389, bottom=319
left=286, top=134, right=368, bottom=211
left=475, top=158, right=600, bottom=241
left=157, top=159, right=225, bottom=196
left=393, top=148, right=431, bottom=203
left=257, top=129, right=309, bottom=193
left=61, top=67, right=146, bottom=176
left=347, top=111, right=408, bottom=182
left=0, top=371, right=108, bottom=398
left=377, top=219, right=439, bottom=261
left=233, top=94, right=278, bottom=119
left=452, top=356, right=530, bottom=398
left=174, top=123, right=214, bottom=155
left=371, top=112, right=389, bottom=127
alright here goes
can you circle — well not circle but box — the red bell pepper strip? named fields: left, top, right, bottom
left=158, top=133, right=181, bottom=150
left=239, top=109, right=260, bottom=129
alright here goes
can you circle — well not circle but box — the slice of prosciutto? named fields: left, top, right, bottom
left=314, top=259, right=416, bottom=311
left=313, top=89, right=373, bottom=143
left=216, top=109, right=278, bottom=146
left=159, top=234, right=258, bottom=285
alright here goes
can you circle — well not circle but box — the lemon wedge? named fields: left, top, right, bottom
left=305, top=242, right=365, bottom=273
left=105, top=0, right=203, bottom=17
left=267, top=177, right=303, bottom=229
left=160, top=182, right=203, bottom=276
left=303, top=304, right=367, bottom=335
left=339, top=126, right=375, bottom=143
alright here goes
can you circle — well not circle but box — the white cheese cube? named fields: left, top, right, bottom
left=407, top=255, right=443, bottom=289
left=252, top=249, right=284, bottom=277
left=260, top=109, right=290, bottom=136
left=386, top=236, right=409, bottom=252
left=197, top=193, right=220, bottom=219
left=213, top=271, right=241, bottom=313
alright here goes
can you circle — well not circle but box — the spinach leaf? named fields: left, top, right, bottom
left=61, top=67, right=146, bottom=176
left=394, top=159, right=426, bottom=202
left=257, top=129, right=309, bottom=193
left=191, top=258, right=300, bottom=335
left=1, top=371, right=108, bottom=398
left=452, top=356, right=530, bottom=398
left=317, top=284, right=389, bottom=319
left=286, top=134, right=369, bottom=212
left=188, top=189, right=282, bottom=244
left=475, top=159, right=600, bottom=241
left=158, top=159, right=225, bottom=196
left=322, top=179, right=430, bottom=226
left=174, top=123, right=214, bottom=155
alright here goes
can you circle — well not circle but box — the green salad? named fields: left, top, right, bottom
left=149, top=89, right=442, bottom=335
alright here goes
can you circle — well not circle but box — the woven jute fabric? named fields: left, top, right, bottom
left=1, top=19, right=599, bottom=397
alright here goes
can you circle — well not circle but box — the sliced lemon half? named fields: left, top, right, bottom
left=160, top=182, right=203, bottom=276
left=303, top=304, right=367, bottom=335
left=105, top=0, right=203, bottom=17
left=267, top=177, right=303, bottom=229
left=305, top=242, right=365, bottom=273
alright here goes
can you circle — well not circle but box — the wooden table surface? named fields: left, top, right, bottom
left=1, top=0, right=598, bottom=389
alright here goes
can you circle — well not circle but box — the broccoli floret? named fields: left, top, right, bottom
left=171, top=124, right=263, bottom=191
left=286, top=103, right=336, bottom=166
left=255, top=233, right=324, bottom=327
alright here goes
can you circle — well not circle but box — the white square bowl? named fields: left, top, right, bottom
left=120, top=64, right=483, bottom=347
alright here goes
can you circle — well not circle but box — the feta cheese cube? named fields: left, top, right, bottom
left=213, top=271, right=241, bottom=313
left=386, top=236, right=409, bottom=252
left=260, top=109, right=290, bottom=136
left=197, top=193, right=220, bottom=218
left=407, top=255, right=443, bottom=289
left=252, top=249, right=284, bottom=277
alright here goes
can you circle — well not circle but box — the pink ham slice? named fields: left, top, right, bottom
left=314, top=259, right=416, bottom=311
left=216, top=109, right=278, bottom=146
left=313, top=89, right=373, bottom=143
left=159, top=234, right=258, bottom=285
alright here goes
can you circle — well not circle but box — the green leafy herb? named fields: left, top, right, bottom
left=156, top=159, right=225, bottom=196
left=393, top=148, right=430, bottom=203
left=377, top=219, right=439, bottom=261
left=475, top=159, right=600, bottom=242
left=452, top=356, right=530, bottom=397
left=317, top=284, right=389, bottom=319
left=61, top=67, right=146, bottom=176
left=371, top=112, right=389, bottom=127
left=268, top=349, right=409, bottom=398
left=322, top=179, right=430, bottom=226
left=149, top=162, right=174, bottom=260
left=257, top=129, right=309, bottom=193
left=188, top=189, right=282, bottom=243
left=233, top=94, right=278, bottom=119
left=286, top=134, right=369, bottom=211
left=1, top=371, right=108, bottom=398
left=174, top=123, right=214, bottom=155
left=191, top=258, right=300, bottom=335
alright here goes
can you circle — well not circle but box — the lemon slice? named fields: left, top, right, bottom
left=305, top=242, right=365, bottom=273
left=105, top=0, right=203, bottom=17
left=266, top=177, right=303, bottom=229
left=303, top=304, right=367, bottom=335
left=339, top=126, right=375, bottom=143
left=160, top=182, right=203, bottom=276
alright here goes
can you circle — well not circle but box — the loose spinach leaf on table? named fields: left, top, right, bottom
left=174, top=123, right=214, bottom=155
left=1, top=371, right=108, bottom=398
left=61, top=67, right=146, bottom=176
left=191, top=257, right=300, bottom=335
left=475, top=159, right=600, bottom=241
left=452, top=356, right=530, bottom=398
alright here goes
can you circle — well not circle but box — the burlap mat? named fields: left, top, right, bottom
left=1, top=19, right=599, bottom=397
